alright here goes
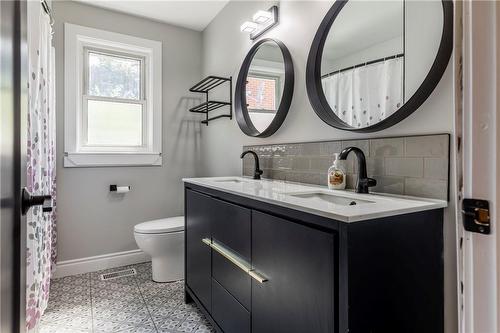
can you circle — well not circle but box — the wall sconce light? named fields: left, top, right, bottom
left=240, top=6, right=279, bottom=41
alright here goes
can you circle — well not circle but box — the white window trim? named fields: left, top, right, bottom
left=64, top=23, right=162, bottom=167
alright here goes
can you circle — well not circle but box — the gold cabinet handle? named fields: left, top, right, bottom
left=201, top=238, right=267, bottom=283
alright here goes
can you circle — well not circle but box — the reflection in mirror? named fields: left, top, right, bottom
left=246, top=42, right=285, bottom=133
left=321, top=1, right=403, bottom=128
left=235, top=38, right=294, bottom=137
left=319, top=0, right=443, bottom=129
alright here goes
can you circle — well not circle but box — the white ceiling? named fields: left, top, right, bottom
left=74, top=0, right=230, bottom=31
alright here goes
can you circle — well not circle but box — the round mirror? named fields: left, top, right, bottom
left=235, top=38, right=294, bottom=137
left=306, top=0, right=453, bottom=132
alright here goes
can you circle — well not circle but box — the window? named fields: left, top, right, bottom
left=84, top=50, right=144, bottom=147
left=64, top=24, right=162, bottom=167
left=246, top=74, right=279, bottom=113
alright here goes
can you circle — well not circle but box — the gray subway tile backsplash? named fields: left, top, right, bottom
left=371, top=176, right=405, bottom=195
left=404, top=177, right=448, bottom=200
left=310, top=157, right=332, bottom=171
left=385, top=157, right=424, bottom=178
left=370, top=137, right=405, bottom=157
left=424, top=157, right=449, bottom=180
left=405, top=135, right=449, bottom=157
left=291, top=156, right=311, bottom=171
left=366, top=157, right=385, bottom=176
left=242, top=134, right=450, bottom=201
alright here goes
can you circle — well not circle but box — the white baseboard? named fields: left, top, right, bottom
left=53, top=249, right=150, bottom=278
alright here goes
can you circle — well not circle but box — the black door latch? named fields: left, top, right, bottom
left=21, top=187, right=52, bottom=215
left=462, top=198, right=490, bottom=234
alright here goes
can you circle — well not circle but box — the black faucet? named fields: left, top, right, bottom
left=240, top=150, right=263, bottom=180
left=338, top=147, right=377, bottom=194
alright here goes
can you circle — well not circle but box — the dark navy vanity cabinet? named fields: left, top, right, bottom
left=184, top=183, right=444, bottom=333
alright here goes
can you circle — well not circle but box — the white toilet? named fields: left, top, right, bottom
left=134, top=216, right=184, bottom=283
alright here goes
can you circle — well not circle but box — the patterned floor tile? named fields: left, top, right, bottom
left=145, top=295, right=184, bottom=308
left=92, top=298, right=147, bottom=314
left=40, top=313, right=93, bottom=331
left=51, top=291, right=91, bottom=304
left=93, top=305, right=151, bottom=324
left=40, top=307, right=92, bottom=324
left=134, top=262, right=153, bottom=280
left=92, top=288, right=141, bottom=302
left=155, top=317, right=182, bottom=331
left=156, top=318, right=215, bottom=333
left=44, top=301, right=92, bottom=318
left=39, top=323, right=91, bottom=333
left=39, top=262, right=212, bottom=333
left=51, top=282, right=90, bottom=295
left=94, top=318, right=157, bottom=333
left=51, top=273, right=90, bottom=287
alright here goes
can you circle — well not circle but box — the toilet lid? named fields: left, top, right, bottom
left=134, top=216, right=184, bottom=234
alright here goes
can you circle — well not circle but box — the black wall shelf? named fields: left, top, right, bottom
left=189, top=76, right=232, bottom=125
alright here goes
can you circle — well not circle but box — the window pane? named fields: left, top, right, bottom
left=246, top=76, right=277, bottom=111
left=87, top=100, right=142, bottom=146
left=88, top=51, right=141, bottom=100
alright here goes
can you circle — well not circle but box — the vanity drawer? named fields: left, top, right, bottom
left=212, top=249, right=251, bottom=310
left=212, top=278, right=250, bottom=333
left=211, top=197, right=251, bottom=259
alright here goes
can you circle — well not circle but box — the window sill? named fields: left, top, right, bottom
left=64, top=152, right=162, bottom=168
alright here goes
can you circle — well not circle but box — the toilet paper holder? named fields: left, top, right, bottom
left=110, top=185, right=131, bottom=193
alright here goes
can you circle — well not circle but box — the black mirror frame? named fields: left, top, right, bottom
left=306, top=0, right=453, bottom=133
left=235, top=38, right=294, bottom=138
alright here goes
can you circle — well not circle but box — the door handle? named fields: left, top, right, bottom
left=21, top=187, right=52, bottom=215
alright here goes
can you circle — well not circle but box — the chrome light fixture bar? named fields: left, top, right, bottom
left=240, top=6, right=279, bottom=41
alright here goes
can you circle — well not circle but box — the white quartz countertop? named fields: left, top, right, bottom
left=182, top=177, right=448, bottom=223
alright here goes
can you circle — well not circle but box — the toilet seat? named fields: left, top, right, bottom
left=134, top=216, right=184, bottom=234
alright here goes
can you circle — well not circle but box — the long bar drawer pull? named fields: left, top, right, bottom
left=248, top=270, right=267, bottom=283
left=201, top=238, right=268, bottom=283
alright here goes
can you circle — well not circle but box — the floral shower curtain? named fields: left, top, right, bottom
left=322, top=57, right=403, bottom=128
left=26, top=2, right=56, bottom=331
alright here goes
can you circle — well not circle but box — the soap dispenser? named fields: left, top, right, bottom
left=328, top=153, right=346, bottom=190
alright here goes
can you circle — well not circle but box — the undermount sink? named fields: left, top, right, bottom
left=212, top=178, right=249, bottom=184
left=286, top=191, right=375, bottom=206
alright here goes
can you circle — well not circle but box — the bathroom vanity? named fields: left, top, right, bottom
left=183, top=177, right=447, bottom=333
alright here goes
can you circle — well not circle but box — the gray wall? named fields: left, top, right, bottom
left=53, top=1, right=203, bottom=262
left=201, top=1, right=457, bottom=332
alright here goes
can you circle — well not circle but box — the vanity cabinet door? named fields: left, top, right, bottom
left=251, top=211, right=336, bottom=333
left=185, top=189, right=213, bottom=312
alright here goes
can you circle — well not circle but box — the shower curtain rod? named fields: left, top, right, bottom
left=321, top=53, right=404, bottom=79
left=41, top=0, right=54, bottom=25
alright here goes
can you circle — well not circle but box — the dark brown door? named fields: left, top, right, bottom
left=0, top=1, right=28, bottom=332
